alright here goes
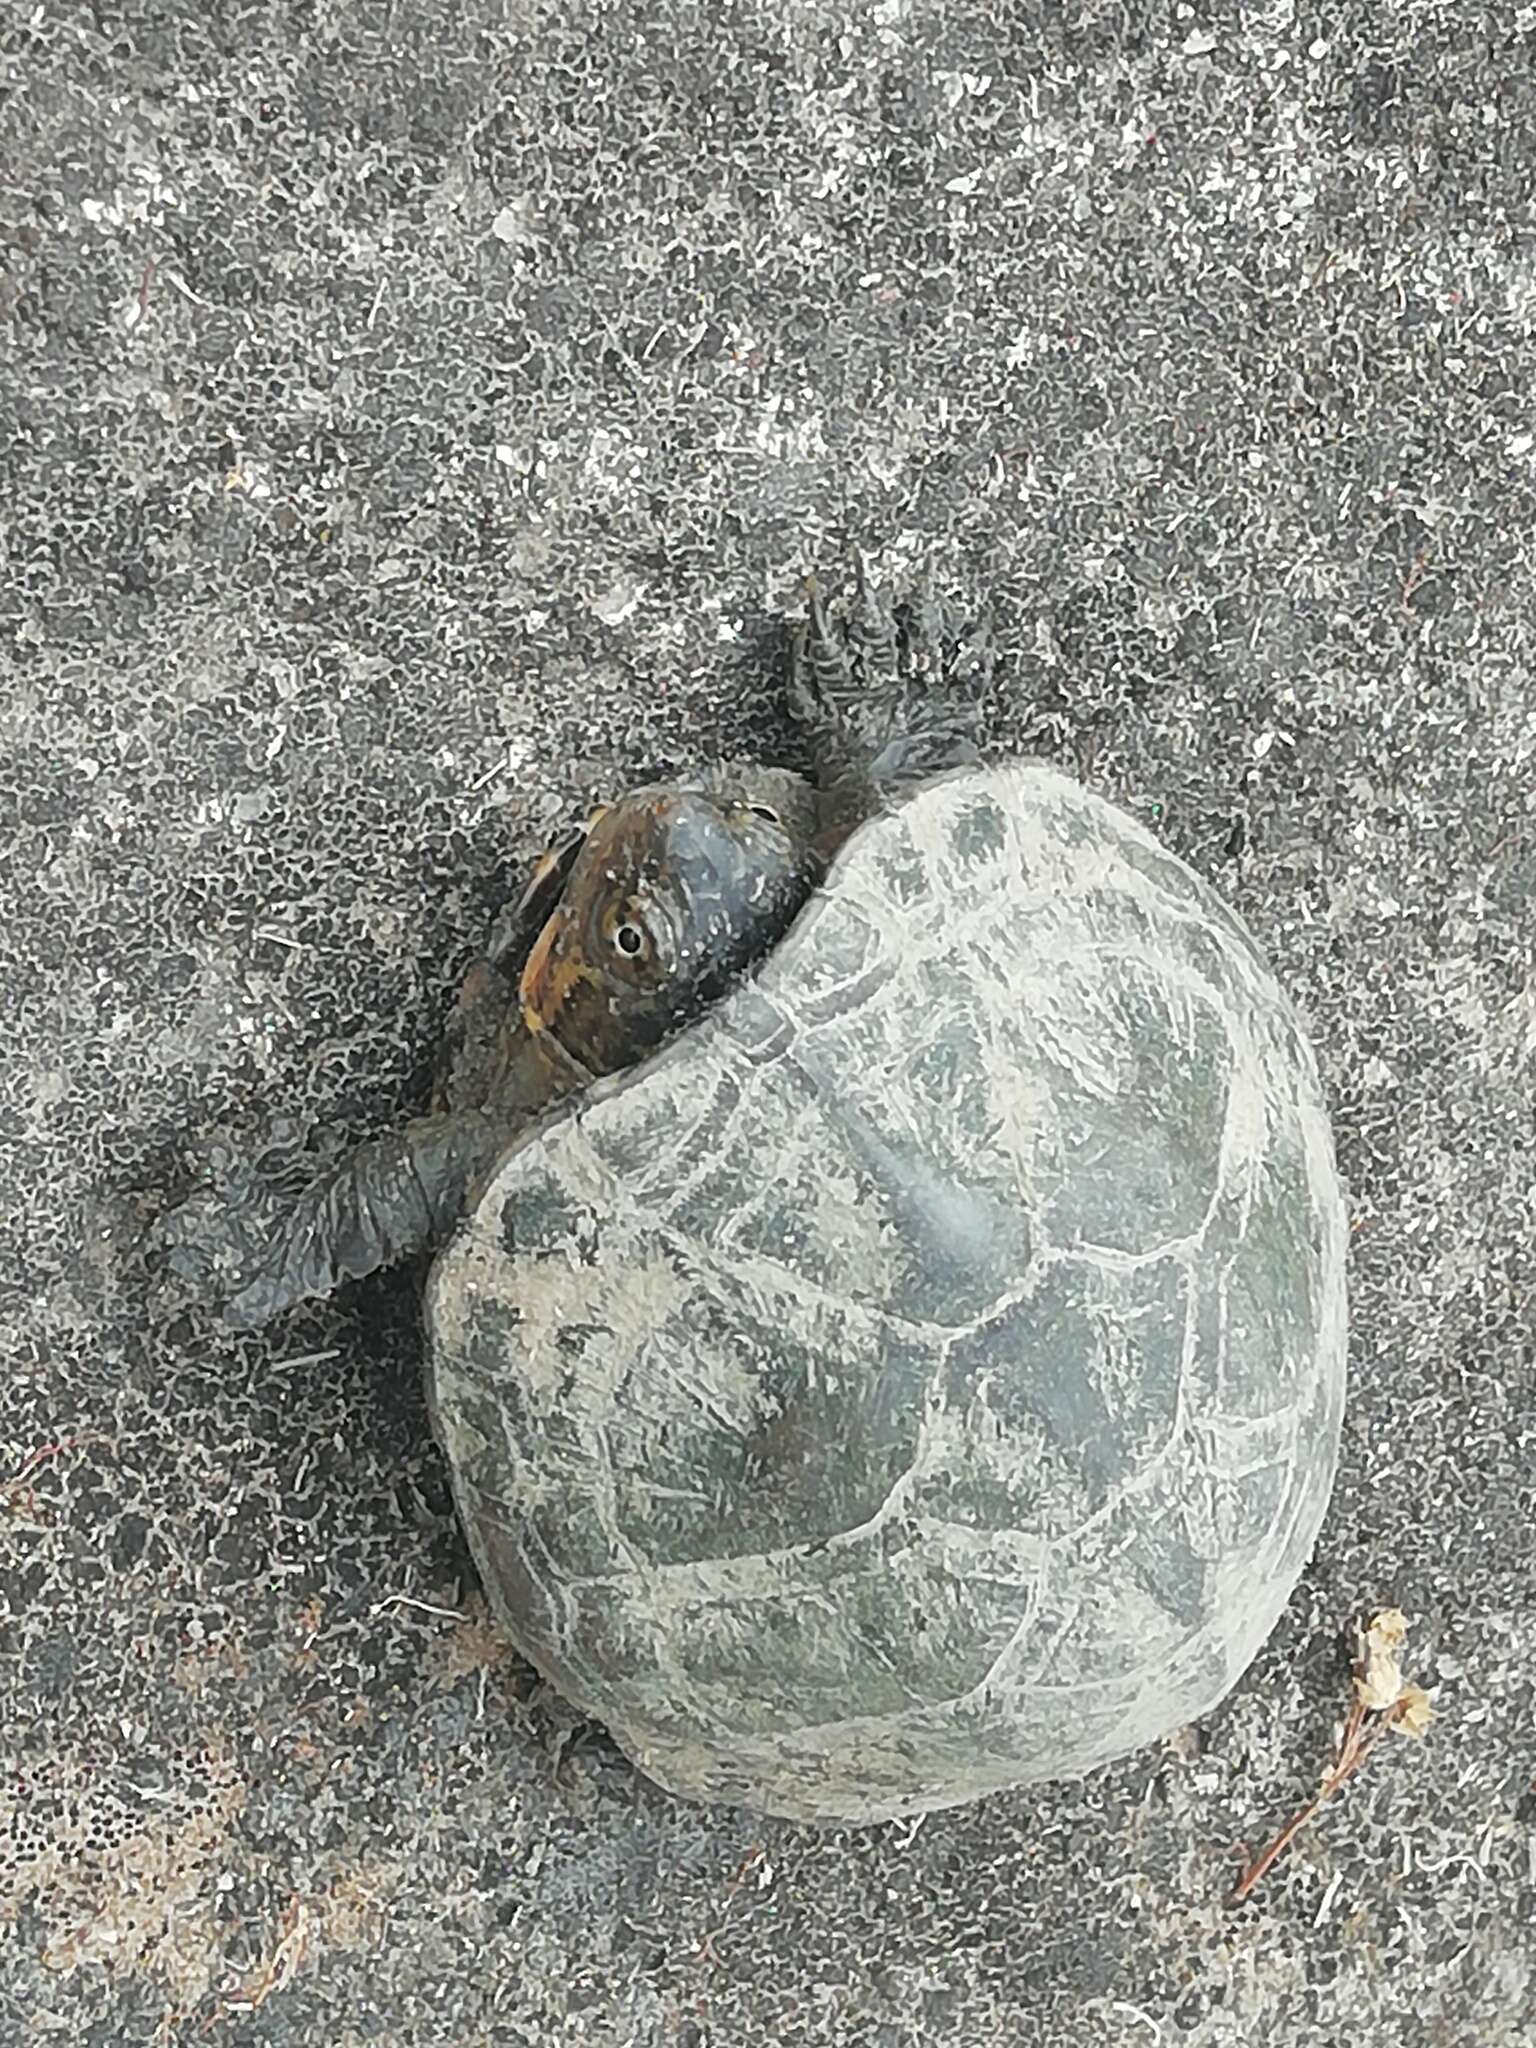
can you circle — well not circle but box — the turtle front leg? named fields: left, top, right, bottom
left=161, top=1109, right=516, bottom=1331
left=790, top=558, right=994, bottom=812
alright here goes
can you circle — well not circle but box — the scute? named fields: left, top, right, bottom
left=425, top=761, right=1348, bottom=1824
left=931, top=1252, right=1190, bottom=1538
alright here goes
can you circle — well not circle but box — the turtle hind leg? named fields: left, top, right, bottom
left=789, top=558, right=994, bottom=808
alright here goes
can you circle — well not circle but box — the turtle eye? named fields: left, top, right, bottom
left=611, top=920, right=649, bottom=959
left=745, top=802, right=780, bottom=824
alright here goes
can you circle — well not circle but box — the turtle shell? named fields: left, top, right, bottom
left=424, top=761, right=1348, bottom=1825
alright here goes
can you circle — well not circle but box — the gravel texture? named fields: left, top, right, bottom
left=3, top=2, right=1534, bottom=2043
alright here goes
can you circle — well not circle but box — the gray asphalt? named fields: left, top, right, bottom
left=3, top=3, right=1533, bottom=2043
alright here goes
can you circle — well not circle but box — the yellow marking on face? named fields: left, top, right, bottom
left=519, top=909, right=575, bottom=1034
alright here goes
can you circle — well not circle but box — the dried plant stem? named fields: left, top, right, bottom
left=1230, top=1690, right=1411, bottom=1902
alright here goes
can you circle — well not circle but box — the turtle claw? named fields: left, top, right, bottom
left=159, top=1109, right=518, bottom=1330
left=788, top=575, right=855, bottom=740
left=790, top=563, right=905, bottom=742
left=789, top=561, right=994, bottom=804
left=847, top=551, right=902, bottom=689
left=153, top=1118, right=344, bottom=1325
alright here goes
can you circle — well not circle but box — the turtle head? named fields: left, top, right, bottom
left=518, top=782, right=823, bottom=1079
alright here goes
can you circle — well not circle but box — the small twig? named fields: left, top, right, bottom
left=694, top=1844, right=766, bottom=1966
left=1231, top=1697, right=1369, bottom=1900
left=1230, top=1608, right=1435, bottom=1903
left=2, top=1431, right=115, bottom=1513
left=4, top=1431, right=113, bottom=1489
left=222, top=1896, right=312, bottom=2014
left=369, top=1592, right=468, bottom=1623
left=1399, top=545, right=1431, bottom=611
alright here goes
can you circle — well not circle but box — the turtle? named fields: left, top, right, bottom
left=165, top=565, right=1348, bottom=1826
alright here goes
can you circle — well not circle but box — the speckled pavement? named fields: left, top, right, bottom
left=3, top=5, right=1533, bottom=2043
